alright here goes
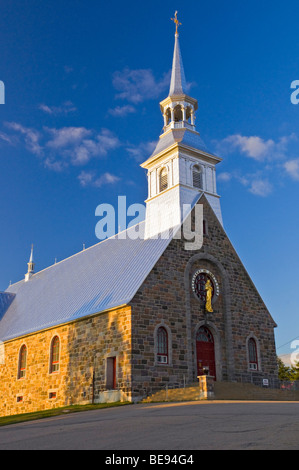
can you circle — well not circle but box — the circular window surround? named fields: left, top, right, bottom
left=191, top=269, right=220, bottom=303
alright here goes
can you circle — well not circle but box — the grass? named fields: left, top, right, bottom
left=0, top=401, right=131, bottom=427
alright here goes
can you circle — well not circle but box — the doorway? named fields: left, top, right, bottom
left=196, top=326, right=216, bottom=379
left=106, top=356, right=116, bottom=390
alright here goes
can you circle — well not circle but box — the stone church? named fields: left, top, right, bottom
left=0, top=20, right=278, bottom=416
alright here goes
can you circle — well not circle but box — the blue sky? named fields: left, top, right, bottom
left=0, top=0, right=299, bottom=362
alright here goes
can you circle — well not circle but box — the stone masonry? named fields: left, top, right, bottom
left=129, top=195, right=277, bottom=400
left=0, top=196, right=278, bottom=415
left=0, top=306, right=132, bottom=416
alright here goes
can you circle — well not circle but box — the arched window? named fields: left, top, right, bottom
left=186, top=106, right=192, bottom=123
left=159, top=167, right=168, bottom=192
left=174, top=104, right=183, bottom=122
left=50, top=336, right=60, bottom=373
left=248, top=338, right=258, bottom=371
left=196, top=326, right=214, bottom=343
left=192, top=165, right=202, bottom=189
left=165, top=108, right=171, bottom=126
left=157, top=327, right=168, bottom=364
left=18, top=345, right=27, bottom=379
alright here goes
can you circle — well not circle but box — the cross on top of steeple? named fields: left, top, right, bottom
left=171, top=11, right=182, bottom=36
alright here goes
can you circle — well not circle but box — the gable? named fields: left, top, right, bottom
left=190, top=194, right=277, bottom=327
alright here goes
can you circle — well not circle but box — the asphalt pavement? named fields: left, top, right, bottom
left=0, top=401, right=299, bottom=450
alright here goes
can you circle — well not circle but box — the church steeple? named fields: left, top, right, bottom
left=169, top=16, right=188, bottom=97
left=159, top=13, right=198, bottom=134
left=142, top=13, right=223, bottom=239
left=25, top=245, right=35, bottom=282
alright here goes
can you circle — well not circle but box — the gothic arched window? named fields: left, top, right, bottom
left=248, top=338, right=258, bottom=371
left=159, top=167, right=168, bottom=192
left=157, top=327, right=168, bottom=364
left=196, top=326, right=214, bottom=343
left=50, top=336, right=60, bottom=373
left=18, top=344, right=27, bottom=379
left=192, top=165, right=202, bottom=189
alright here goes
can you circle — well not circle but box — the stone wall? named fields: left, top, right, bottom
left=0, top=306, right=132, bottom=416
left=130, top=195, right=278, bottom=400
left=0, top=195, right=278, bottom=415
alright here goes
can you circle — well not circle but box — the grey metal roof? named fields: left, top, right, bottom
left=151, top=128, right=216, bottom=158
left=0, top=293, right=15, bottom=321
left=0, top=223, right=174, bottom=342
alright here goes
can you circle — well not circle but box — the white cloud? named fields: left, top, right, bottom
left=0, top=131, right=13, bottom=144
left=39, top=101, right=77, bottom=115
left=44, top=127, right=120, bottom=167
left=108, top=105, right=137, bottom=117
left=77, top=170, right=94, bottom=187
left=96, top=129, right=121, bottom=154
left=248, top=179, right=273, bottom=197
left=218, top=169, right=273, bottom=197
left=217, top=172, right=232, bottom=182
left=3, top=122, right=121, bottom=172
left=5, top=122, right=42, bottom=156
left=126, top=140, right=157, bottom=162
left=45, top=126, right=91, bottom=149
left=214, top=132, right=299, bottom=196
left=112, top=68, right=170, bottom=104
left=216, top=133, right=297, bottom=162
left=78, top=170, right=120, bottom=188
left=43, top=158, right=67, bottom=172
left=284, top=159, right=299, bottom=180
left=218, top=134, right=275, bottom=161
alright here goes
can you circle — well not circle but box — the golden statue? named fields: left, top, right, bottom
left=205, top=279, right=213, bottom=313
left=171, top=11, right=182, bottom=35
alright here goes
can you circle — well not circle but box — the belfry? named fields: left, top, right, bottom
left=143, top=13, right=222, bottom=239
left=0, top=14, right=278, bottom=416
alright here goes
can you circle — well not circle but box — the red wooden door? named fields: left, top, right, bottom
left=196, top=326, right=216, bottom=379
left=107, top=356, right=117, bottom=390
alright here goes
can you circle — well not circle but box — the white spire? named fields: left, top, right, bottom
left=25, top=244, right=35, bottom=282
left=169, top=12, right=187, bottom=97
left=29, top=244, right=34, bottom=264
left=169, top=32, right=188, bottom=96
left=158, top=13, right=198, bottom=135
